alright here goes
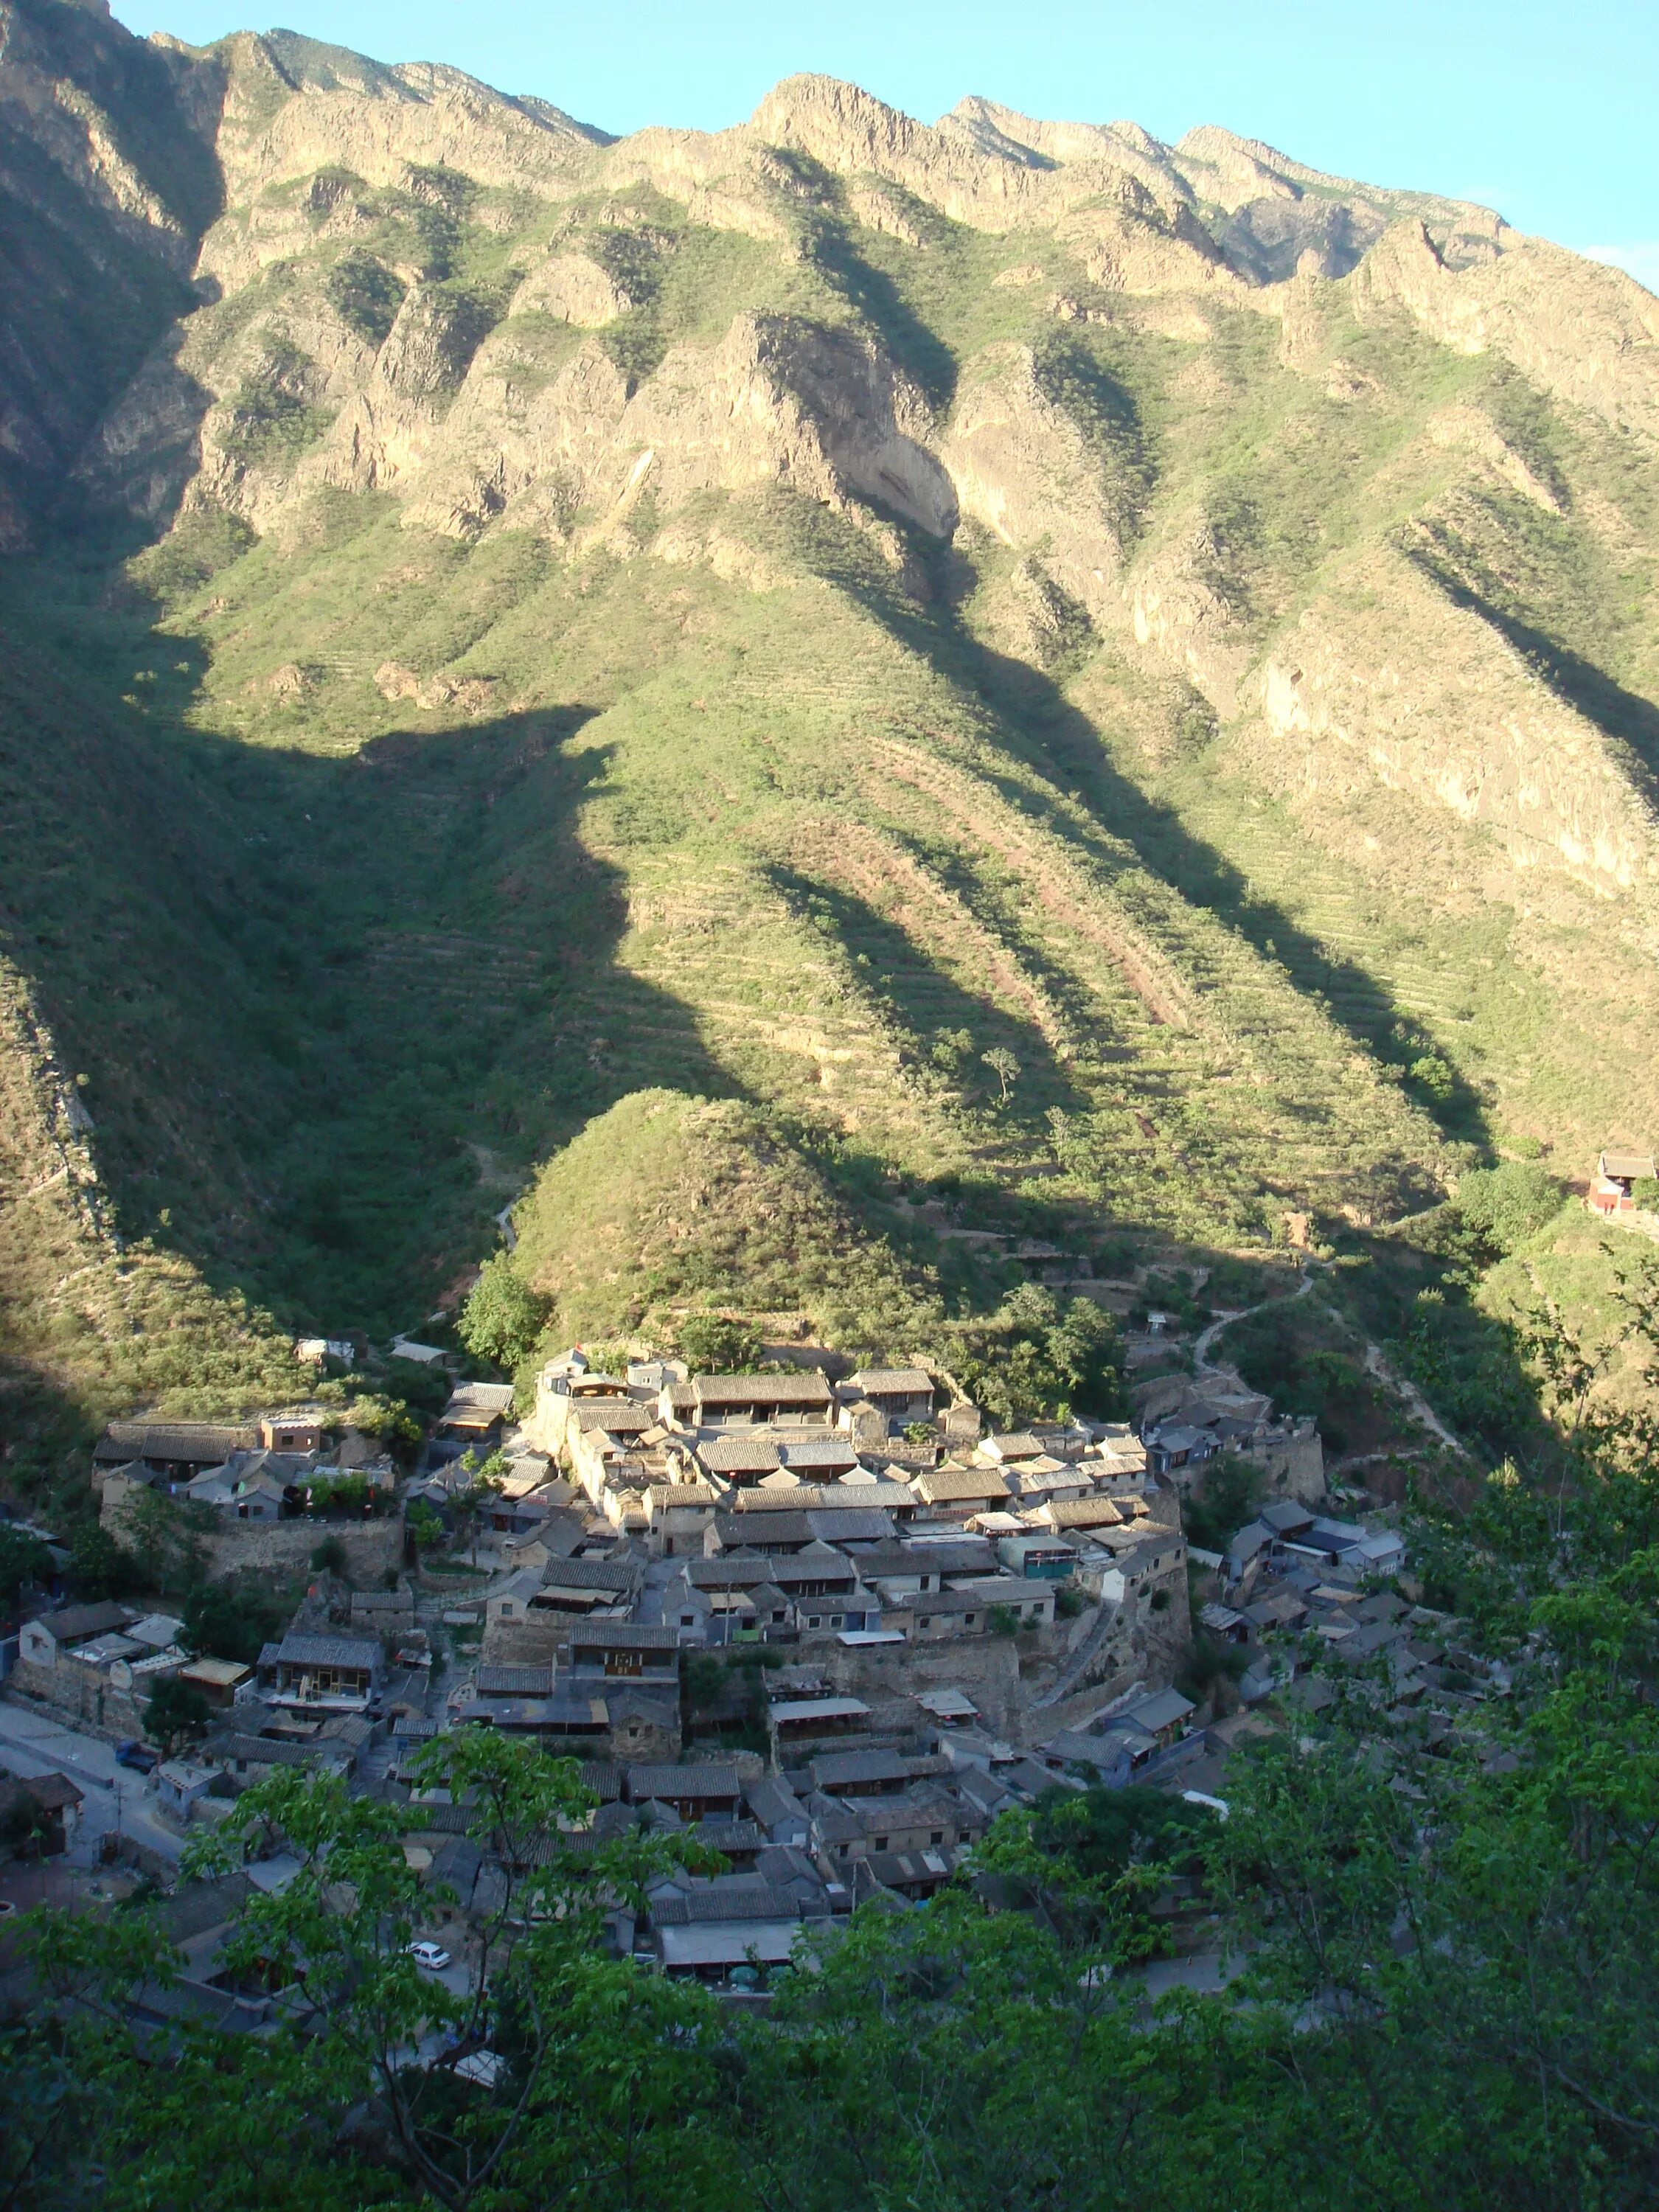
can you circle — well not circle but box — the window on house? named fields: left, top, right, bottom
left=931, top=1830, right=943, bottom=1845
left=500, top=1603, right=514, bottom=1617
left=808, top=1615, right=821, bottom=1629
left=965, top=1614, right=976, bottom=1627
left=874, top=1837, right=888, bottom=1850
left=920, top=1617, right=933, bottom=1630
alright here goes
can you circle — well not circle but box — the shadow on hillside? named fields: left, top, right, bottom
left=844, top=541, right=1492, bottom=1157
left=765, top=863, right=1096, bottom=1125
left=0, top=568, right=740, bottom=1338
left=1419, top=560, right=1659, bottom=798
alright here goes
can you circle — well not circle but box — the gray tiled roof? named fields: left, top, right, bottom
left=650, top=1882, right=803, bottom=1924
left=625, top=1762, right=745, bottom=1801
left=274, top=1632, right=383, bottom=1669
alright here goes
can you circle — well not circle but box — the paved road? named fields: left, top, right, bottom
left=0, top=1701, right=183, bottom=1865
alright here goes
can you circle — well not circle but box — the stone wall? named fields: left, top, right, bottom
left=810, top=1635, right=1026, bottom=1734
left=6, top=1657, right=149, bottom=1741
left=100, top=1480, right=406, bottom=1585
left=199, top=1516, right=406, bottom=1582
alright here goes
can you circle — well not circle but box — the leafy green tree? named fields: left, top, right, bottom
left=1455, top=1159, right=1567, bottom=1255
left=181, top=1575, right=288, bottom=1667
left=1045, top=1295, right=1127, bottom=1418
left=144, top=1676, right=212, bottom=1758
left=120, top=1485, right=207, bottom=1597
left=675, top=1312, right=762, bottom=1371
left=407, top=1500, right=445, bottom=1551
left=178, top=1732, right=726, bottom=2210
left=67, top=1518, right=138, bottom=1601
left=960, top=1287, right=1125, bottom=1425
left=457, top=1254, right=548, bottom=1371
left=448, top=1448, right=508, bottom=1567
left=1182, top=1453, right=1266, bottom=1552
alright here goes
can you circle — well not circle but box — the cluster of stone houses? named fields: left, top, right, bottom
left=1194, top=1499, right=1474, bottom=1715
left=94, top=1413, right=397, bottom=1526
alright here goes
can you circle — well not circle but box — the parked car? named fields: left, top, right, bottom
left=114, top=1742, right=158, bottom=1773
left=406, top=1940, right=452, bottom=1972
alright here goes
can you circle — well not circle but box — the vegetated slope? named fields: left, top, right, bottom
left=2, top=7, right=1658, bottom=1429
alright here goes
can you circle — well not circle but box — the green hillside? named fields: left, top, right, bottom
left=2, top=10, right=1658, bottom=1470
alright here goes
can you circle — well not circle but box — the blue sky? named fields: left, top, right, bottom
left=114, top=1, right=1659, bottom=285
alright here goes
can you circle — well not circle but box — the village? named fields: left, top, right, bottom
left=0, top=1276, right=1510, bottom=2023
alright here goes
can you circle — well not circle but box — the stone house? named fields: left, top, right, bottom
left=257, top=1632, right=384, bottom=1710
left=910, top=1465, right=1012, bottom=1518
left=839, top=1369, right=936, bottom=1433
left=672, top=1372, right=835, bottom=1429
left=882, top=1576, right=1056, bottom=1639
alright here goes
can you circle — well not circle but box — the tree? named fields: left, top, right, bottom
left=981, top=1046, right=1020, bottom=1103
left=675, top=1312, right=762, bottom=1372
left=449, top=1449, right=507, bottom=1568
left=458, top=1254, right=549, bottom=1371
left=1455, top=1160, right=1567, bottom=1255
left=119, top=1485, right=206, bottom=1597
left=407, top=1500, right=444, bottom=1552
left=181, top=1575, right=288, bottom=1667
left=175, top=1732, right=728, bottom=2211
left=1044, top=1295, right=1126, bottom=1419
left=67, top=1519, right=138, bottom=1601
left=960, top=1287, right=1125, bottom=1425
left=0, top=1524, right=51, bottom=1621
left=144, top=1676, right=212, bottom=1759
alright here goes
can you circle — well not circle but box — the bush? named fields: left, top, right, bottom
left=1055, top=1585, right=1087, bottom=1619
left=987, top=1604, right=1020, bottom=1636
left=1455, top=1162, right=1566, bottom=1256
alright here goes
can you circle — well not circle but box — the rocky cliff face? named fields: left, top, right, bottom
left=4, top=3, right=1659, bottom=1407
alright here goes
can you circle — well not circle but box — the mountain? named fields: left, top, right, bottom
left=3, top=0, right=1658, bottom=1453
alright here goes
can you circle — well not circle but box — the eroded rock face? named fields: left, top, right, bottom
left=386, top=312, right=956, bottom=545
left=1354, top=220, right=1659, bottom=443
left=941, top=344, right=1119, bottom=619
left=13, top=18, right=1659, bottom=927
left=1255, top=546, right=1659, bottom=897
